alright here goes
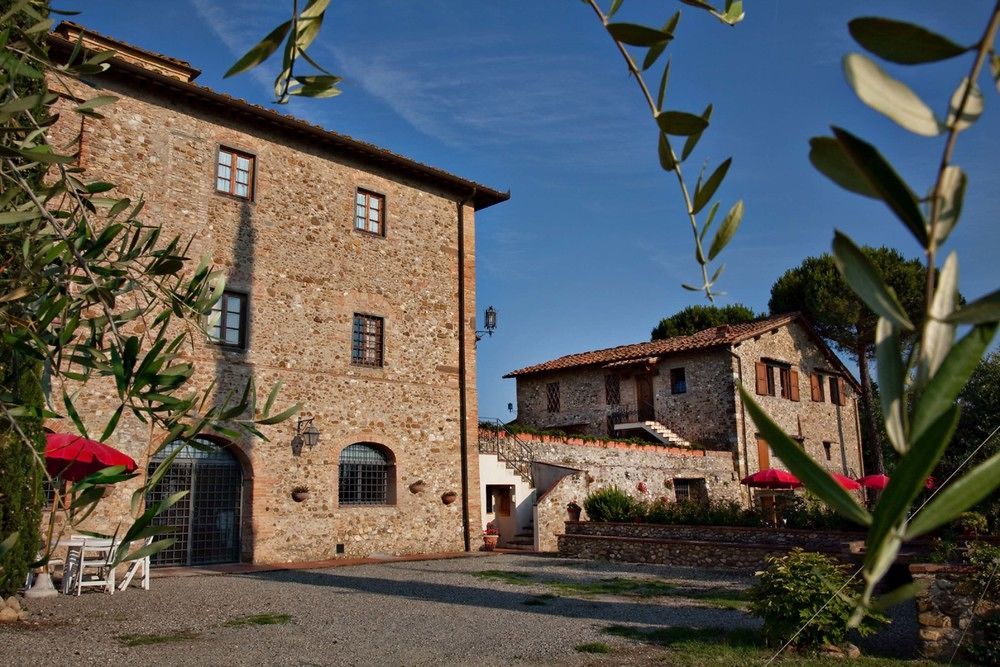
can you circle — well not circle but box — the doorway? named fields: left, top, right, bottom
left=636, top=375, right=655, bottom=422
left=146, top=438, right=244, bottom=567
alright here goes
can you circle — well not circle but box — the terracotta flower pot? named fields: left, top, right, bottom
left=483, top=534, right=499, bottom=551
left=442, top=491, right=458, bottom=505
left=292, top=491, right=310, bottom=502
left=567, top=507, right=582, bottom=522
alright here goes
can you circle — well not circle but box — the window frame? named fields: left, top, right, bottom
left=354, top=188, right=386, bottom=237
left=338, top=442, right=395, bottom=507
left=208, top=290, right=249, bottom=350
left=673, top=478, right=708, bottom=504
left=829, top=376, right=842, bottom=405
left=546, top=382, right=561, bottom=413
left=669, top=367, right=687, bottom=395
left=605, top=374, right=621, bottom=406
left=823, top=441, right=833, bottom=461
left=215, top=146, right=256, bottom=201
left=351, top=313, right=385, bottom=368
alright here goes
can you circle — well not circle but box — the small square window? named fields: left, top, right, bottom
left=216, top=148, right=254, bottom=200
left=670, top=368, right=687, bottom=394
left=823, top=441, right=833, bottom=461
left=352, top=314, right=384, bottom=367
left=546, top=382, right=560, bottom=413
left=355, top=189, right=385, bottom=236
left=674, top=478, right=707, bottom=504
left=208, top=291, right=249, bottom=349
left=829, top=376, right=842, bottom=405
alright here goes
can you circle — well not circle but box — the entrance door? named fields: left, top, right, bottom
left=636, top=375, right=655, bottom=422
left=147, top=438, right=243, bottom=567
left=756, top=436, right=770, bottom=469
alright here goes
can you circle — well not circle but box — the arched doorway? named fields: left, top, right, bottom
left=146, top=438, right=244, bottom=567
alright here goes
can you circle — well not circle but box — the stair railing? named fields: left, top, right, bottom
left=479, top=418, right=534, bottom=485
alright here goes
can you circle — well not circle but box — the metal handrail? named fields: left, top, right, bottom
left=479, top=417, right=534, bottom=484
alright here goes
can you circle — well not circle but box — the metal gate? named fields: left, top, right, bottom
left=147, top=439, right=243, bottom=567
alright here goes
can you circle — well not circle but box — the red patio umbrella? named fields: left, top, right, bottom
left=740, top=468, right=802, bottom=489
left=45, top=432, right=137, bottom=482
left=831, top=472, right=862, bottom=490
left=858, top=474, right=890, bottom=490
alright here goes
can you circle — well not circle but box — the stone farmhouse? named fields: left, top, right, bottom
left=44, top=23, right=508, bottom=567
left=479, top=314, right=866, bottom=550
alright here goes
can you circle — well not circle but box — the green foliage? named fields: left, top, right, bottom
left=0, top=0, right=299, bottom=578
left=781, top=494, right=863, bottom=532
left=583, top=486, right=639, bottom=522
left=957, top=511, right=988, bottom=537
left=749, top=549, right=887, bottom=651
left=936, top=351, right=1000, bottom=529
left=967, top=608, right=1000, bottom=665
left=643, top=498, right=764, bottom=528
left=650, top=303, right=759, bottom=340
left=225, top=0, right=341, bottom=103
left=575, top=642, right=613, bottom=654
left=967, top=541, right=1000, bottom=603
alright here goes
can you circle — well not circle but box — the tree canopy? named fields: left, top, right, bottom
left=651, top=303, right=760, bottom=340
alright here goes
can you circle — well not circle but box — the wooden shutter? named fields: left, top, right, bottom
left=755, top=362, right=768, bottom=396
left=789, top=369, right=800, bottom=402
left=810, top=373, right=822, bottom=402
left=838, top=378, right=848, bottom=406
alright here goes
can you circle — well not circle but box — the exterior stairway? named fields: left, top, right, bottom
left=478, top=421, right=537, bottom=550
left=613, top=420, right=693, bottom=448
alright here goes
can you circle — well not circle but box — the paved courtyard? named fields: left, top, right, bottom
left=0, top=553, right=916, bottom=666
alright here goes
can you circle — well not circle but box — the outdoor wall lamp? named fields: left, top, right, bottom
left=475, top=306, right=497, bottom=345
left=291, top=416, right=320, bottom=455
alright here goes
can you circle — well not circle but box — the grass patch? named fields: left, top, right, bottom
left=575, top=642, right=614, bottom=654
left=603, top=626, right=926, bottom=666
left=225, top=612, right=292, bottom=628
left=117, top=630, right=200, bottom=647
left=473, top=570, right=534, bottom=585
left=547, top=576, right=676, bottom=598
left=678, top=587, right=749, bottom=610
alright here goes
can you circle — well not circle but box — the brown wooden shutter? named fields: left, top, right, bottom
left=789, top=369, right=800, bottom=402
left=810, top=373, right=822, bottom=402
left=838, top=378, right=848, bottom=406
left=755, top=362, right=768, bottom=395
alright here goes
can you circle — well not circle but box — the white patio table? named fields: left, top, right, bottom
left=54, top=536, right=115, bottom=594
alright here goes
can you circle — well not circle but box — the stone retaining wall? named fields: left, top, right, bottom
left=558, top=521, right=863, bottom=570
left=910, top=563, right=997, bottom=660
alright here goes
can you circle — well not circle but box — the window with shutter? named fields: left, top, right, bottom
left=755, top=362, right=770, bottom=396
left=837, top=378, right=848, bottom=406
left=810, top=373, right=824, bottom=402
left=789, top=369, right=800, bottom=402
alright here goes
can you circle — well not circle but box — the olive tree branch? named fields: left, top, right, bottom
left=584, top=0, right=717, bottom=303
left=925, top=0, right=1000, bottom=307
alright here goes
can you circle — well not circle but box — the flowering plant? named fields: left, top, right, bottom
left=567, top=500, right=582, bottom=511
left=484, top=521, right=499, bottom=536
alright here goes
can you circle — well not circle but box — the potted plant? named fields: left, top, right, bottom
left=567, top=499, right=582, bottom=522
left=483, top=521, right=499, bottom=551
left=441, top=490, right=458, bottom=505
left=291, top=485, right=310, bottom=502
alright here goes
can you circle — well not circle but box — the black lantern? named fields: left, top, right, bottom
left=476, top=306, right=497, bottom=344
left=292, top=416, right=320, bottom=455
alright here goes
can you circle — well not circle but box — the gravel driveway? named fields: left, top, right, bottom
left=0, top=553, right=914, bottom=666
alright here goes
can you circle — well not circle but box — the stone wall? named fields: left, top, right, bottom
left=558, top=522, right=861, bottom=570
left=41, top=55, right=496, bottom=563
left=910, top=564, right=997, bottom=660
left=506, top=432, right=743, bottom=551
left=529, top=436, right=742, bottom=504
left=731, top=322, right=864, bottom=480
left=514, top=350, right=736, bottom=449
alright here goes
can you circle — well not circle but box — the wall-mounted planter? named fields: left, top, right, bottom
left=441, top=491, right=458, bottom=505
left=409, top=480, right=427, bottom=494
left=292, top=490, right=310, bottom=502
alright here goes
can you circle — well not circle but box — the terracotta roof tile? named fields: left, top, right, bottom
left=503, top=313, right=802, bottom=378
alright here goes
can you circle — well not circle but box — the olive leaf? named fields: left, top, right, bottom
left=848, top=17, right=968, bottom=64
left=843, top=53, right=942, bottom=136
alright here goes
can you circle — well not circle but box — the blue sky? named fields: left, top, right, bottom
left=67, top=1, right=1000, bottom=421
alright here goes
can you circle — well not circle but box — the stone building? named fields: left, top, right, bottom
left=44, top=23, right=508, bottom=566
left=501, top=313, right=865, bottom=507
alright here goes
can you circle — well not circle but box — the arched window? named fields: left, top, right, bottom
left=338, top=443, right=394, bottom=506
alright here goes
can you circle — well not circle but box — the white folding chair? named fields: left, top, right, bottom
left=72, top=538, right=118, bottom=596
left=117, top=536, right=153, bottom=591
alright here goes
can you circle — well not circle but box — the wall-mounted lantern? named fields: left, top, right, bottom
left=292, top=416, right=320, bottom=455
left=475, top=305, right=497, bottom=345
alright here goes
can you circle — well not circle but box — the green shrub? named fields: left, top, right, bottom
left=583, top=486, right=638, bottom=522
left=643, top=498, right=764, bottom=527
left=967, top=541, right=1000, bottom=602
left=966, top=608, right=1000, bottom=665
left=958, top=511, right=989, bottom=537
left=781, top=494, right=861, bottom=531
left=748, top=548, right=887, bottom=651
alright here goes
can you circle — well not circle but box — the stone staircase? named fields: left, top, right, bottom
left=614, top=420, right=693, bottom=448
left=504, top=517, right=535, bottom=551
left=479, top=422, right=537, bottom=550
